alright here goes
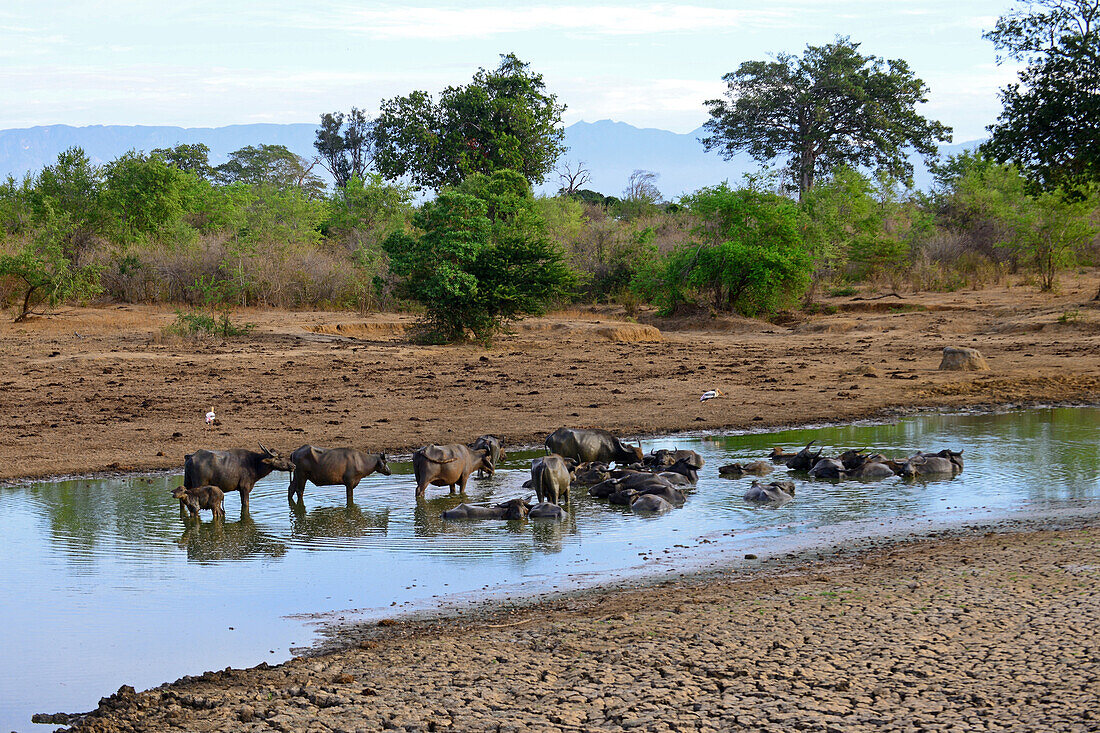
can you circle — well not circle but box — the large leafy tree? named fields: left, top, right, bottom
left=214, top=144, right=325, bottom=196
left=373, top=54, right=567, bottom=190
left=382, top=169, right=572, bottom=342
left=314, top=108, right=373, bottom=188
left=983, top=0, right=1100, bottom=195
left=151, top=143, right=214, bottom=180
left=701, top=37, right=951, bottom=199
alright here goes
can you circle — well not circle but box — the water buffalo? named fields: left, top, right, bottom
left=838, top=449, right=871, bottom=470
left=808, top=458, right=847, bottom=479
left=530, top=454, right=576, bottom=505
left=184, top=444, right=294, bottom=515
left=631, top=493, right=673, bottom=513
left=902, top=450, right=964, bottom=478
left=441, top=498, right=529, bottom=520
left=288, top=446, right=391, bottom=503
left=769, top=447, right=795, bottom=463
left=608, top=488, right=638, bottom=506
left=785, top=441, right=824, bottom=472
left=636, top=483, right=686, bottom=507
left=545, top=428, right=643, bottom=466
left=718, top=460, right=773, bottom=477
left=644, top=448, right=705, bottom=470
left=470, top=435, right=506, bottom=477
left=528, top=501, right=567, bottom=519
left=657, top=471, right=694, bottom=486
left=850, top=461, right=897, bottom=479
left=171, top=485, right=225, bottom=520
left=413, top=444, right=494, bottom=498
left=744, top=480, right=795, bottom=505
left=661, top=457, right=700, bottom=484
left=573, top=462, right=611, bottom=486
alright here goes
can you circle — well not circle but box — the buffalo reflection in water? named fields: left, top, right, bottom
left=177, top=517, right=287, bottom=562
left=288, top=500, right=390, bottom=541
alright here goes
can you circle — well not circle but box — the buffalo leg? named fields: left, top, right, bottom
left=288, top=471, right=307, bottom=501
left=239, top=487, right=251, bottom=517
left=345, top=478, right=360, bottom=505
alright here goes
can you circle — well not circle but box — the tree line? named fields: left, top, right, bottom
left=1, top=1, right=1097, bottom=337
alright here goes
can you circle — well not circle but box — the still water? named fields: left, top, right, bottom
left=2, top=407, right=1099, bottom=731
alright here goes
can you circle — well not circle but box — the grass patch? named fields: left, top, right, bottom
left=165, top=308, right=256, bottom=339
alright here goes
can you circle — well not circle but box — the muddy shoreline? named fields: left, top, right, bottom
left=2, top=276, right=1100, bottom=483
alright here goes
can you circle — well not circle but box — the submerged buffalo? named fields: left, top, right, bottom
left=719, top=460, right=773, bottom=477
left=288, top=446, right=391, bottom=503
left=184, top=444, right=294, bottom=515
left=573, top=462, right=611, bottom=486
left=470, top=435, right=506, bottom=477
left=631, top=493, right=674, bottom=513
left=644, top=448, right=705, bottom=470
left=530, top=454, right=576, bottom=505
left=808, top=458, right=847, bottom=479
left=413, top=444, right=493, bottom=499
left=171, top=484, right=225, bottom=520
left=441, top=498, right=529, bottom=520
left=744, top=480, right=795, bottom=506
left=545, top=428, right=643, bottom=466
left=902, top=450, right=964, bottom=478
left=528, top=501, right=567, bottom=519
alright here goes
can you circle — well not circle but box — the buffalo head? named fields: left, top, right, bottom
left=258, top=443, right=295, bottom=473
left=377, top=452, right=393, bottom=476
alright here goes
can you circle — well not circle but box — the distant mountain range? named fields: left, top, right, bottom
left=0, top=120, right=981, bottom=197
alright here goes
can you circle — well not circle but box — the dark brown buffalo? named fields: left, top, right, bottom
left=631, top=494, right=673, bottom=513
left=785, top=441, right=824, bottom=472
left=528, top=501, right=567, bottom=519
left=636, top=483, right=686, bottom=507
left=184, top=443, right=294, bottom=515
left=288, top=445, right=391, bottom=503
left=902, top=450, right=964, bottom=478
left=660, top=457, right=700, bottom=484
left=644, top=448, right=705, bottom=470
left=719, top=460, right=773, bottom=477
left=573, top=462, right=611, bottom=486
left=545, top=428, right=643, bottom=466
left=808, top=458, right=847, bottom=479
left=530, top=454, right=576, bottom=505
left=413, top=444, right=494, bottom=498
left=470, top=435, right=506, bottom=477
left=171, top=484, right=225, bottom=520
left=441, top=498, right=530, bottom=520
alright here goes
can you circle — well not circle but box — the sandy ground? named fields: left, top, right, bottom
left=54, top=524, right=1100, bottom=732
left=2, top=273, right=1100, bottom=483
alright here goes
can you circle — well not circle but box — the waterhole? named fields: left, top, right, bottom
left=2, top=406, right=1099, bottom=730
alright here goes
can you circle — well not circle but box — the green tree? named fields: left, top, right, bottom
left=314, top=108, right=373, bottom=187
left=0, top=210, right=102, bottom=321
left=151, top=143, right=214, bottom=179
left=383, top=169, right=571, bottom=342
left=701, top=37, right=951, bottom=199
left=648, top=186, right=810, bottom=315
left=373, top=54, right=567, bottom=189
left=102, top=151, right=188, bottom=238
left=32, top=147, right=103, bottom=261
left=214, top=144, right=325, bottom=196
left=983, top=0, right=1100, bottom=195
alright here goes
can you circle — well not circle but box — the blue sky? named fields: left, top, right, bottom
left=2, top=1, right=1019, bottom=140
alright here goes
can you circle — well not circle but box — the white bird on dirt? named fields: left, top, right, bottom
left=205, top=407, right=216, bottom=427
left=699, top=389, right=723, bottom=402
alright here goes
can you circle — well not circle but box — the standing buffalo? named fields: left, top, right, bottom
left=171, top=485, right=225, bottom=520
left=184, top=444, right=294, bottom=515
left=545, top=428, right=643, bottom=466
left=470, top=435, right=506, bottom=477
left=412, top=444, right=494, bottom=498
left=288, top=446, right=391, bottom=504
left=530, top=454, right=576, bottom=505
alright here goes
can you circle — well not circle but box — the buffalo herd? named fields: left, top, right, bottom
left=171, top=429, right=964, bottom=523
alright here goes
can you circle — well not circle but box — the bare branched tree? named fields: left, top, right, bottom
left=623, top=169, right=662, bottom=204
left=556, top=159, right=591, bottom=195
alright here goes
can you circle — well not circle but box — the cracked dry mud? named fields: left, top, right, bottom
left=61, top=527, right=1100, bottom=732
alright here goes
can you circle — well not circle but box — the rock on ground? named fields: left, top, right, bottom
left=939, top=346, right=990, bottom=371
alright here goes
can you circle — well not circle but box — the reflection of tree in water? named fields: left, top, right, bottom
left=35, top=475, right=182, bottom=560
left=288, top=500, right=389, bottom=541
left=176, top=517, right=287, bottom=563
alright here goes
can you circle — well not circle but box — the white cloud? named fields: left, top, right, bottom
left=292, top=4, right=787, bottom=39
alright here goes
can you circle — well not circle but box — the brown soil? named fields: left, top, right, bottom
left=59, top=525, right=1100, bottom=732
left=2, top=274, right=1099, bottom=483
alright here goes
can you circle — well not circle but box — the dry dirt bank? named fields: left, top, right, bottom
left=56, top=524, right=1100, bottom=732
left=3, top=274, right=1100, bottom=482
